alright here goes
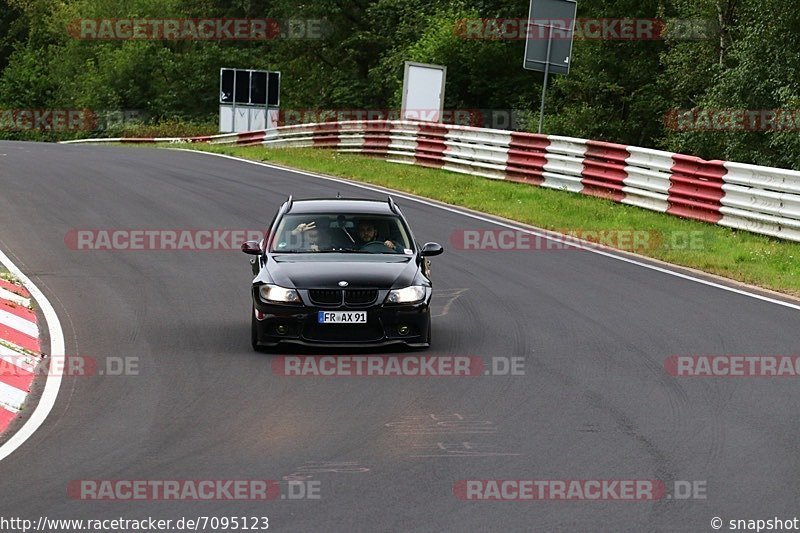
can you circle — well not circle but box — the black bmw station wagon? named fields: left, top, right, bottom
left=242, top=197, right=444, bottom=350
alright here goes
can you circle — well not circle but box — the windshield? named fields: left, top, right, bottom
left=270, top=213, right=413, bottom=254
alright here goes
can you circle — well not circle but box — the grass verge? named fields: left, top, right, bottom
left=181, top=144, right=800, bottom=297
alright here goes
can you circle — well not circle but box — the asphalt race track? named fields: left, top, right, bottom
left=0, top=141, right=799, bottom=531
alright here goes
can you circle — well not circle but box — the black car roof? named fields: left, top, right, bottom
left=286, top=198, right=397, bottom=215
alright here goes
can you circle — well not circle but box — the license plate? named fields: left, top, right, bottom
left=318, top=311, right=367, bottom=324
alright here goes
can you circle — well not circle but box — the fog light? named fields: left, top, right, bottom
left=398, top=325, right=410, bottom=336
left=276, top=325, right=289, bottom=335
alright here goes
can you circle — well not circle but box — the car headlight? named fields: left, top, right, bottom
left=386, top=286, right=426, bottom=304
left=259, top=284, right=301, bottom=304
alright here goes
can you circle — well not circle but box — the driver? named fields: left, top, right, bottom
left=355, top=220, right=396, bottom=250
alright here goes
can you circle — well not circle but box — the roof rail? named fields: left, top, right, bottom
left=285, top=195, right=293, bottom=212
left=388, top=196, right=399, bottom=214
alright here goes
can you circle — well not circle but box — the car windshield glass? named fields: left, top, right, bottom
left=271, top=213, right=413, bottom=254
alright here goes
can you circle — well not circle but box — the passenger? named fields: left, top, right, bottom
left=291, top=219, right=330, bottom=251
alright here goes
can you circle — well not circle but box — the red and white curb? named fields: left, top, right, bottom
left=0, top=247, right=64, bottom=463
left=0, top=278, right=42, bottom=433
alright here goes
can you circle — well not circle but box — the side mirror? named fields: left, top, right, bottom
left=420, top=242, right=444, bottom=257
left=241, top=240, right=262, bottom=255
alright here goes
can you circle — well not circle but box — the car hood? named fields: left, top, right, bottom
left=265, top=256, right=418, bottom=289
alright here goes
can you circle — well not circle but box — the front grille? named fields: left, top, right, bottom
left=308, top=289, right=342, bottom=306
left=344, top=289, right=378, bottom=306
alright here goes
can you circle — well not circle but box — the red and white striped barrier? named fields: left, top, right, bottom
left=0, top=278, right=41, bottom=434
left=62, top=121, right=800, bottom=242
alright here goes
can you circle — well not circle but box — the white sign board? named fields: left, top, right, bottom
left=219, top=106, right=279, bottom=133
left=234, top=107, right=249, bottom=132
left=219, top=68, right=281, bottom=133
left=401, top=62, right=447, bottom=123
left=219, top=105, right=234, bottom=133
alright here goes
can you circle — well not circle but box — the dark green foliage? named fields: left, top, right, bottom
left=0, top=0, right=797, bottom=168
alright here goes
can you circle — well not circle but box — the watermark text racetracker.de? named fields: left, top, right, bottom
left=665, top=109, right=800, bottom=132
left=455, top=18, right=714, bottom=41
left=277, top=108, right=526, bottom=130
left=272, top=355, right=524, bottom=377
left=451, top=229, right=706, bottom=252
left=0, top=109, right=150, bottom=132
left=0, top=109, right=96, bottom=132
left=0, top=355, right=139, bottom=377
left=453, top=479, right=707, bottom=501
left=65, top=229, right=264, bottom=251
left=67, top=479, right=320, bottom=501
left=68, top=18, right=332, bottom=40
left=665, top=355, right=800, bottom=377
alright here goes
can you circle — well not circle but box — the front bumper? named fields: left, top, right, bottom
left=252, top=288, right=431, bottom=348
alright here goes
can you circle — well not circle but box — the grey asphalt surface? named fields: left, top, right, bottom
left=0, top=141, right=799, bottom=532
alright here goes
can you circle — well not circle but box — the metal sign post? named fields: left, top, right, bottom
left=232, top=69, right=237, bottom=132
left=537, top=25, right=554, bottom=134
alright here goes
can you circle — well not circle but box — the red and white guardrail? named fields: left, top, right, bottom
left=0, top=278, right=41, bottom=433
left=62, top=120, right=800, bottom=242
